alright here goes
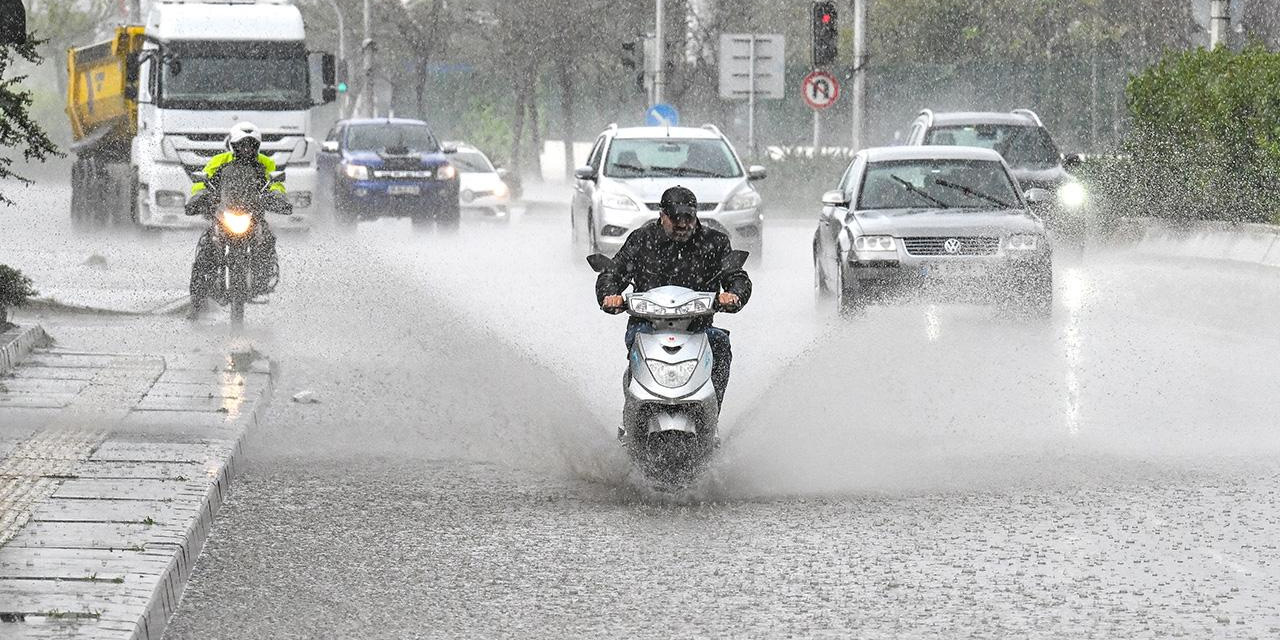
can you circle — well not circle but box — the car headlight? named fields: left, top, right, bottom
left=725, top=188, right=761, bottom=211
left=646, top=359, right=699, bottom=388
left=1057, top=182, right=1086, bottom=209
left=437, top=164, right=457, bottom=180
left=155, top=190, right=186, bottom=208
left=1007, top=234, right=1040, bottom=251
left=344, top=163, right=369, bottom=180
left=494, top=182, right=510, bottom=199
left=853, top=235, right=897, bottom=252
left=602, top=192, right=640, bottom=210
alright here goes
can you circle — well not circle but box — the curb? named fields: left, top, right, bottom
left=1117, top=217, right=1280, bottom=269
left=0, top=324, right=52, bottom=375
left=133, top=357, right=275, bottom=640
left=23, top=295, right=192, bottom=318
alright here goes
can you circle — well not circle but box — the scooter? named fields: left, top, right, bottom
left=587, top=249, right=748, bottom=488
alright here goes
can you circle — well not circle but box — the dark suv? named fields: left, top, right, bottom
left=317, top=118, right=460, bottom=229
left=906, top=109, right=1086, bottom=235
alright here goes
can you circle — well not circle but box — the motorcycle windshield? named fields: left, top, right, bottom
left=216, top=164, right=267, bottom=211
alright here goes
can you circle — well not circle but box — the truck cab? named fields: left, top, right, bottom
left=67, top=0, right=335, bottom=229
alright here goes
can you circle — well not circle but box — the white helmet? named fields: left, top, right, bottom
left=227, top=122, right=262, bottom=154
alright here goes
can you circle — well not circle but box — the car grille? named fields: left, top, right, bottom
left=903, top=236, right=1000, bottom=256
left=380, top=157, right=426, bottom=171
left=645, top=202, right=718, bottom=211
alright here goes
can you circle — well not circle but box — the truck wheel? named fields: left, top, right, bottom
left=70, top=160, right=89, bottom=230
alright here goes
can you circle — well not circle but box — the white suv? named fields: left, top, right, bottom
left=571, top=124, right=766, bottom=258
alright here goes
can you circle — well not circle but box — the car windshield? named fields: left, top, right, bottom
left=924, top=124, right=1061, bottom=169
left=449, top=151, right=494, bottom=173
left=604, top=138, right=742, bottom=179
left=858, top=159, right=1020, bottom=211
left=346, top=124, right=440, bottom=153
left=157, top=41, right=310, bottom=111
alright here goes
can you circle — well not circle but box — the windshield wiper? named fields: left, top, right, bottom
left=653, top=166, right=726, bottom=178
left=933, top=179, right=1015, bottom=209
left=889, top=175, right=949, bottom=208
left=609, top=163, right=647, bottom=174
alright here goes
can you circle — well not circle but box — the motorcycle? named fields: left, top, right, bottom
left=186, top=164, right=291, bottom=326
left=587, top=249, right=748, bottom=488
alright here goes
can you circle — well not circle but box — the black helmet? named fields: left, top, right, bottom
left=659, top=185, right=698, bottom=219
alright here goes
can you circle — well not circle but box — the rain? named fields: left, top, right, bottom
left=2, top=0, right=1280, bottom=637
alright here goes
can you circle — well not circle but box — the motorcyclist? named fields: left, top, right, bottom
left=185, top=122, right=289, bottom=317
left=596, top=185, right=752, bottom=407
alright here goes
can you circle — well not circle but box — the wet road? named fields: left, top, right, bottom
left=6, top=184, right=1280, bottom=638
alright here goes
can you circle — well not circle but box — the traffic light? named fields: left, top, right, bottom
left=336, top=59, right=349, bottom=93
left=811, top=1, right=837, bottom=68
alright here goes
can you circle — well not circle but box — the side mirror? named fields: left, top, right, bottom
left=586, top=253, right=614, bottom=273
left=1024, top=187, right=1050, bottom=205
left=441, top=144, right=458, bottom=154
left=269, top=171, right=286, bottom=184
left=721, top=249, right=749, bottom=272
left=1063, top=153, right=1085, bottom=170
left=747, top=165, right=767, bottom=181
left=574, top=166, right=598, bottom=181
left=321, top=140, right=339, bottom=153
left=495, top=167, right=509, bottom=179
left=821, top=190, right=850, bottom=207
left=124, top=55, right=140, bottom=100
left=188, top=171, right=208, bottom=183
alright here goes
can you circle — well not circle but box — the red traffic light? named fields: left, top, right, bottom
left=822, top=13, right=831, bottom=24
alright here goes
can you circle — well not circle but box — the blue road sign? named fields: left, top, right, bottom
left=645, top=104, right=679, bottom=127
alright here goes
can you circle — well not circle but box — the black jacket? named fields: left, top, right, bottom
left=595, top=221, right=752, bottom=312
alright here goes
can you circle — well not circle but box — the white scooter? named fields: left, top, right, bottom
left=587, top=250, right=748, bottom=487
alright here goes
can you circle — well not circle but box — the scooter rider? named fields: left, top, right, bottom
left=597, top=185, right=752, bottom=405
left=185, top=122, right=288, bottom=317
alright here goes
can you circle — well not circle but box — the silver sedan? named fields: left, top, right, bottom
left=813, top=146, right=1054, bottom=315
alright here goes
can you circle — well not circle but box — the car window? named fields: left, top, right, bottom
left=450, top=151, right=494, bottom=173
left=325, top=126, right=338, bottom=141
left=345, top=124, right=440, bottom=153
left=908, top=123, right=924, bottom=145
left=838, top=156, right=864, bottom=200
left=603, top=138, right=743, bottom=179
left=924, top=124, right=1061, bottom=169
left=858, top=159, right=1019, bottom=210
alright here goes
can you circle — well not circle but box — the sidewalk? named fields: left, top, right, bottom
left=0, top=325, right=273, bottom=639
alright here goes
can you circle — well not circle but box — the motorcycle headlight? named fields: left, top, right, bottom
left=602, top=192, right=639, bottom=211
left=1057, top=182, right=1086, bottom=209
left=437, top=164, right=457, bottom=180
left=220, top=209, right=253, bottom=235
left=645, top=359, right=699, bottom=388
left=344, top=163, right=369, bottom=180
left=853, top=235, right=897, bottom=252
left=1007, top=234, right=1040, bottom=251
left=725, top=188, right=761, bottom=211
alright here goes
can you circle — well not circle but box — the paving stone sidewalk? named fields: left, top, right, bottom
left=0, top=325, right=273, bottom=639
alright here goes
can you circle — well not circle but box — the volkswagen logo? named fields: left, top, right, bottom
left=943, top=238, right=962, bottom=254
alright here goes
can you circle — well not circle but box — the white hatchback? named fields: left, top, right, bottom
left=570, top=124, right=766, bottom=259
left=447, top=144, right=512, bottom=220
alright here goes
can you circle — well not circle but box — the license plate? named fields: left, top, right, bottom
left=388, top=185, right=420, bottom=196
left=920, top=263, right=970, bottom=277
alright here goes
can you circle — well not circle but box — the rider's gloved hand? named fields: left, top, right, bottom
left=602, top=295, right=626, bottom=314
left=717, top=292, right=741, bottom=312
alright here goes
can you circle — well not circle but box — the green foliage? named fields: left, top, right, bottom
left=1109, top=45, right=1280, bottom=222
left=0, top=36, right=61, bottom=206
left=0, top=264, right=39, bottom=311
left=755, top=147, right=852, bottom=217
left=455, top=98, right=513, bottom=167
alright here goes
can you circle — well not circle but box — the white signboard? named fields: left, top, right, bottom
left=718, top=34, right=785, bottom=100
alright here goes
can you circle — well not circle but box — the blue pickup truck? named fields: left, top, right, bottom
left=316, top=118, right=461, bottom=229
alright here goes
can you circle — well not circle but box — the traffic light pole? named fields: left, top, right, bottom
left=361, top=0, right=375, bottom=117
left=322, top=0, right=349, bottom=117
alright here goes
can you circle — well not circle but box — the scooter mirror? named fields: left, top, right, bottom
left=268, top=171, right=286, bottom=184
left=188, top=171, right=207, bottom=183
left=721, top=250, right=749, bottom=272
left=586, top=254, right=614, bottom=273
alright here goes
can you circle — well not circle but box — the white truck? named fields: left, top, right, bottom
left=67, top=0, right=335, bottom=229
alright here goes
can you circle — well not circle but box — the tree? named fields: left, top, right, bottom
left=0, top=35, right=60, bottom=207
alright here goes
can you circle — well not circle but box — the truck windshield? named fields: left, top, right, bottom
left=345, top=124, right=440, bottom=153
left=156, top=41, right=309, bottom=111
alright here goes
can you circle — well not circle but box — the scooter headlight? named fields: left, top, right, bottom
left=646, top=359, right=699, bottom=388
left=674, top=298, right=712, bottom=315
left=220, top=209, right=253, bottom=235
